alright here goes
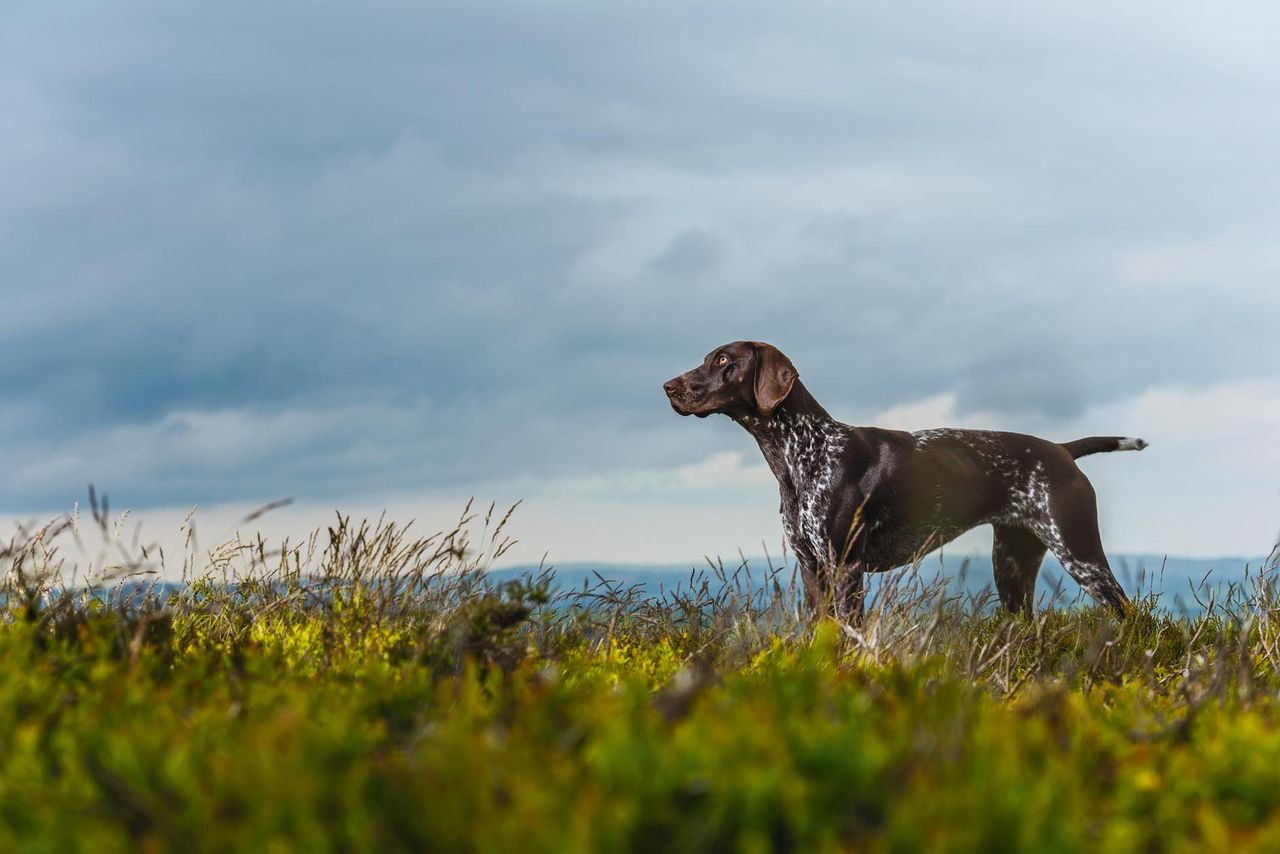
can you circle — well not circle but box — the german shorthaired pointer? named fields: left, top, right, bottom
left=663, top=341, right=1146, bottom=618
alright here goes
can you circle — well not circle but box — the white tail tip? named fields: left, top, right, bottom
left=1117, top=437, right=1149, bottom=451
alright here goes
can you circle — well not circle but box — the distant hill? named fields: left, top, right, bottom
left=491, top=553, right=1277, bottom=613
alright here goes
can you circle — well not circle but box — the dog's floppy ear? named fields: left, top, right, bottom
left=751, top=342, right=797, bottom=416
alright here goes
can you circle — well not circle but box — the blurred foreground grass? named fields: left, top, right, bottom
left=4, top=502, right=1280, bottom=851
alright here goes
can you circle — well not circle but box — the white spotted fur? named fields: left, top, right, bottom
left=742, top=412, right=850, bottom=566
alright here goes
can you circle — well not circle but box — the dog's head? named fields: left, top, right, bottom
left=663, top=341, right=797, bottom=419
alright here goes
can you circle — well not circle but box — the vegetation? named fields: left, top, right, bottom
left=4, top=498, right=1280, bottom=851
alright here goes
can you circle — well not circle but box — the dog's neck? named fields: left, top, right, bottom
left=735, top=381, right=848, bottom=494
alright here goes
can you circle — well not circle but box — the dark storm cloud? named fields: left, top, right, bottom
left=650, top=229, right=723, bottom=278
left=4, top=2, right=1280, bottom=509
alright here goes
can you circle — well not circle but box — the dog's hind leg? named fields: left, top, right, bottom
left=1031, top=474, right=1129, bottom=615
left=991, top=524, right=1047, bottom=614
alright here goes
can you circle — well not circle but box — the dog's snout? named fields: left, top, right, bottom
left=664, top=375, right=695, bottom=416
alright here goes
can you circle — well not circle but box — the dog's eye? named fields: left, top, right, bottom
left=716, top=355, right=728, bottom=366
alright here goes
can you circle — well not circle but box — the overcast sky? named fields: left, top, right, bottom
left=5, top=2, right=1280, bottom=570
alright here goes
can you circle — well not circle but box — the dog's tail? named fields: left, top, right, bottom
left=1061, top=436, right=1149, bottom=459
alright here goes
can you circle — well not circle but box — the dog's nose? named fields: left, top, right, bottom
left=663, top=379, right=679, bottom=395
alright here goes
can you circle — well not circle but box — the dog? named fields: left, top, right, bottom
left=663, top=340, right=1145, bottom=618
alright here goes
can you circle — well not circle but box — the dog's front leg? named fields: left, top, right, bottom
left=796, top=558, right=827, bottom=616
left=834, top=565, right=866, bottom=625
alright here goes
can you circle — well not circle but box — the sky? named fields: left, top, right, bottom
left=4, top=2, right=1280, bottom=574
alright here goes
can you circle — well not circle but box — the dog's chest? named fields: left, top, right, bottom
left=775, top=418, right=847, bottom=563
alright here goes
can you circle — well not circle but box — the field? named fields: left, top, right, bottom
left=5, top=503, right=1280, bottom=851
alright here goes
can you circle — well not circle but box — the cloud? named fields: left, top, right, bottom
left=649, top=228, right=723, bottom=277
left=556, top=451, right=773, bottom=497
left=3, top=0, right=1280, bottom=569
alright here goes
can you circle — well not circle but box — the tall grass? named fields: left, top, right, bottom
left=3, top=496, right=1280, bottom=848
left=6, top=495, right=1280, bottom=704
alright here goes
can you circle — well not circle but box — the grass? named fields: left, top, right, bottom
left=4, top=497, right=1280, bottom=851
